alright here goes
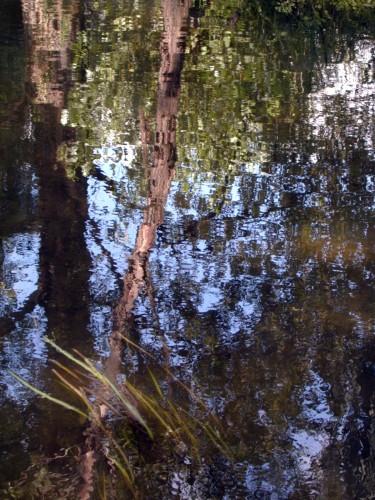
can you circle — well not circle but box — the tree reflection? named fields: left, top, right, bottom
left=111, top=0, right=192, bottom=351
left=22, top=0, right=91, bottom=339
left=78, top=0, right=192, bottom=493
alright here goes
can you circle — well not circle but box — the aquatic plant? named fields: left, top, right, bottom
left=8, top=337, right=231, bottom=497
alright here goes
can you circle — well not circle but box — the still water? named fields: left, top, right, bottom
left=0, top=0, right=374, bottom=497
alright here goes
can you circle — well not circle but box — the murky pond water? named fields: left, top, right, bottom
left=1, top=0, right=374, bottom=497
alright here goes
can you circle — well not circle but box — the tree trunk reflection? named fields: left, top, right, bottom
left=22, top=0, right=91, bottom=338
left=112, top=0, right=191, bottom=352
left=77, top=2, right=192, bottom=492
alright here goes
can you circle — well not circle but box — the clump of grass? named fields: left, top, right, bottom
left=9, top=337, right=231, bottom=497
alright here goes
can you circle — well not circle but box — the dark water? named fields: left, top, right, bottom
left=1, top=0, right=375, bottom=497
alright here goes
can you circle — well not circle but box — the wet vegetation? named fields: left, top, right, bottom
left=0, top=0, right=374, bottom=497
left=9, top=338, right=231, bottom=498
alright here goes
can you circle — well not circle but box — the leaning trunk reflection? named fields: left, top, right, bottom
left=113, top=0, right=191, bottom=340
left=78, top=0, right=192, bottom=493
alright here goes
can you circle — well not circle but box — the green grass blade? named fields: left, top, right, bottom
left=51, top=360, right=86, bottom=383
left=8, top=370, right=88, bottom=419
left=52, top=369, right=93, bottom=412
left=125, top=382, right=172, bottom=434
left=147, top=369, right=164, bottom=399
left=45, top=338, right=151, bottom=435
left=118, top=335, right=155, bottom=360
left=45, top=338, right=95, bottom=373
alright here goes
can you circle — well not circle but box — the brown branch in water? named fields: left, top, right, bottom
left=111, top=0, right=192, bottom=345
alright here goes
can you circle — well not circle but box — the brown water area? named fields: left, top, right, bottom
left=0, top=0, right=374, bottom=497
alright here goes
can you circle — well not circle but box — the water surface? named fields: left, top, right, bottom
left=0, top=0, right=374, bottom=497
